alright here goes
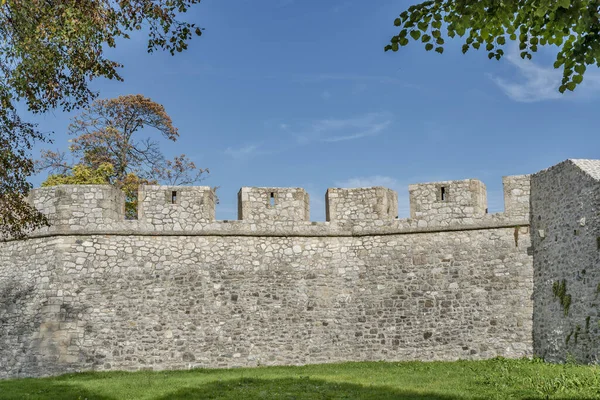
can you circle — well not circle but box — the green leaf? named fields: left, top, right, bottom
left=410, top=30, right=421, bottom=40
left=394, top=18, right=401, bottom=27
left=436, top=37, right=444, bottom=45
left=573, top=74, right=583, bottom=84
left=488, top=52, right=494, bottom=59
left=566, top=82, right=576, bottom=91
left=553, top=60, right=563, bottom=68
left=559, top=84, right=567, bottom=93
left=472, top=42, right=480, bottom=49
left=399, top=37, right=409, bottom=46
left=558, top=0, right=569, bottom=9
left=534, top=7, right=546, bottom=17
left=425, top=43, right=434, bottom=51
left=435, top=46, right=444, bottom=54
left=486, top=43, right=494, bottom=51
left=432, top=20, right=442, bottom=29
left=392, top=43, right=399, bottom=51
left=575, top=64, right=586, bottom=74
left=462, top=44, right=469, bottom=54
left=497, top=36, right=506, bottom=45
left=432, top=30, right=441, bottom=38
left=422, top=34, right=431, bottom=42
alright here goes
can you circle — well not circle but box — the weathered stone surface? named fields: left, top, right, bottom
left=409, top=179, right=488, bottom=225
left=238, top=187, right=309, bottom=222
left=139, top=186, right=216, bottom=230
left=326, top=187, right=397, bottom=223
left=531, top=159, right=600, bottom=364
left=0, top=228, right=533, bottom=378
left=0, top=170, right=545, bottom=379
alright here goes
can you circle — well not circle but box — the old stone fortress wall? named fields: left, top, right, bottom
left=1, top=159, right=598, bottom=378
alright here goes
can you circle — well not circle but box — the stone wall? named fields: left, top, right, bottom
left=531, top=159, right=600, bottom=363
left=138, top=185, right=216, bottom=230
left=325, top=187, right=398, bottom=223
left=409, top=179, right=487, bottom=224
left=238, top=187, right=309, bottom=222
left=0, top=173, right=535, bottom=379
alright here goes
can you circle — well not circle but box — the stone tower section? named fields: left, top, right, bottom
left=325, top=187, right=398, bottom=222
left=28, top=185, right=125, bottom=231
left=408, top=179, right=487, bottom=223
left=502, top=175, right=531, bottom=220
left=237, top=187, right=310, bottom=221
left=531, top=159, right=600, bottom=364
left=138, top=185, right=216, bottom=230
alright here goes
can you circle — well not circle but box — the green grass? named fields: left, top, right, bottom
left=1, top=358, right=600, bottom=399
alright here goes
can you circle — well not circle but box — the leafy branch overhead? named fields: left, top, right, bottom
left=385, top=0, right=599, bottom=93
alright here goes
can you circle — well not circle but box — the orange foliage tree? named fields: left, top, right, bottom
left=38, top=94, right=209, bottom=218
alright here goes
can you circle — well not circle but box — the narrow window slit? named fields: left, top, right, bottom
left=270, top=192, right=275, bottom=206
left=171, top=191, right=177, bottom=204
left=440, top=186, right=447, bottom=201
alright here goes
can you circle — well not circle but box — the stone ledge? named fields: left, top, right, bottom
left=4, top=218, right=530, bottom=241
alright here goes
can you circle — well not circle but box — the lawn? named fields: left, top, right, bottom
left=1, top=358, right=599, bottom=399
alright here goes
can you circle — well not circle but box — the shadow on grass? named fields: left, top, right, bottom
left=154, top=377, right=469, bottom=400
left=1, top=376, right=598, bottom=400
left=0, top=381, right=115, bottom=400
left=0, top=376, right=463, bottom=400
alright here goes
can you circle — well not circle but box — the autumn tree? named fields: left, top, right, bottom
left=38, top=94, right=209, bottom=219
left=0, top=0, right=204, bottom=238
left=386, top=0, right=600, bottom=93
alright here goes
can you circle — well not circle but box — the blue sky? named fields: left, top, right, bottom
left=26, top=0, right=600, bottom=220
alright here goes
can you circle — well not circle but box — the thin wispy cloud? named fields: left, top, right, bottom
left=489, top=48, right=600, bottom=102
left=295, top=112, right=392, bottom=144
left=224, top=144, right=262, bottom=159
left=224, top=112, right=392, bottom=160
left=333, top=175, right=410, bottom=217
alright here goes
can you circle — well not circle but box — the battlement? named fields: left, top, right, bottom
left=409, top=179, right=488, bottom=224
left=326, top=187, right=398, bottom=222
left=28, top=185, right=125, bottom=231
left=18, top=174, right=531, bottom=237
left=139, top=185, right=216, bottom=230
left=238, top=187, right=310, bottom=221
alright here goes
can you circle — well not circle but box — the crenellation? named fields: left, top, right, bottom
left=238, top=187, right=309, bottom=221
left=502, top=175, right=531, bottom=220
left=138, top=185, right=216, bottom=230
left=19, top=175, right=533, bottom=236
left=409, top=179, right=488, bottom=224
left=325, top=187, right=398, bottom=223
left=28, top=185, right=125, bottom=232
